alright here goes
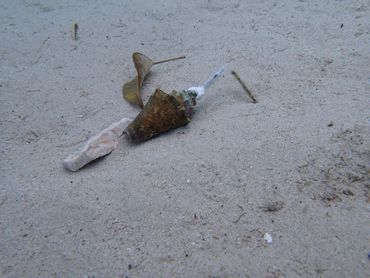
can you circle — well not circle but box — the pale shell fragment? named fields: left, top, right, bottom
left=264, top=233, right=273, bottom=244
left=63, top=117, right=131, bottom=171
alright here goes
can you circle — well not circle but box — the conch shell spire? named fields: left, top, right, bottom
left=186, top=66, right=225, bottom=100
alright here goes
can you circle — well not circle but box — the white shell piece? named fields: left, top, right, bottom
left=263, top=233, right=273, bottom=244
left=63, top=117, right=131, bottom=171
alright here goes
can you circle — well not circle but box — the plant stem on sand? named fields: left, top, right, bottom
left=153, top=55, right=186, bottom=65
left=231, top=70, right=257, bottom=103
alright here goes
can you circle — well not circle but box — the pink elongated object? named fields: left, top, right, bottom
left=63, top=117, right=131, bottom=171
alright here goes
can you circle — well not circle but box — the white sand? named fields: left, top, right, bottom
left=1, top=0, right=369, bottom=277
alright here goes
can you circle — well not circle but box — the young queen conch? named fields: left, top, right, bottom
left=125, top=66, right=225, bottom=142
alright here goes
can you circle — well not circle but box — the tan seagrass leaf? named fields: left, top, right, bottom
left=133, top=52, right=153, bottom=87
left=122, top=76, right=143, bottom=109
left=122, top=52, right=185, bottom=109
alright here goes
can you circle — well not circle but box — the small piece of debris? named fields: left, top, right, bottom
left=233, top=212, right=247, bottom=223
left=73, top=23, right=79, bottom=40
left=264, top=233, right=272, bottom=244
left=341, top=189, right=354, bottom=196
left=260, top=201, right=285, bottom=212
left=327, top=122, right=334, bottom=127
left=320, top=191, right=339, bottom=202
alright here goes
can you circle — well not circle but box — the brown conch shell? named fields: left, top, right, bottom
left=125, top=88, right=197, bottom=142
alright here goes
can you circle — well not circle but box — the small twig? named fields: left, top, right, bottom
left=26, top=89, right=40, bottom=92
left=259, top=201, right=285, bottom=212
left=153, top=55, right=185, bottom=65
left=56, top=139, right=85, bottom=148
left=233, top=212, right=247, bottom=223
left=231, top=70, right=257, bottom=103
left=30, top=130, right=39, bottom=138
left=73, top=23, right=78, bottom=40
left=30, top=55, right=42, bottom=65
left=249, top=228, right=262, bottom=233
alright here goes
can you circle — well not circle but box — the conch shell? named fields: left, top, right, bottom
left=125, top=88, right=197, bottom=142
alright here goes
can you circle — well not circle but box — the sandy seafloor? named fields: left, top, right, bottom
left=1, top=0, right=369, bottom=277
